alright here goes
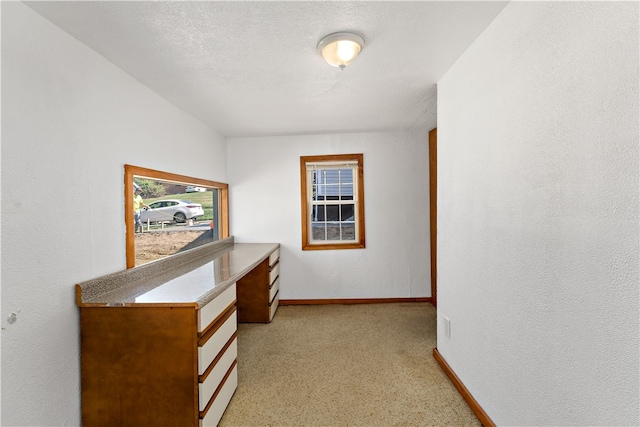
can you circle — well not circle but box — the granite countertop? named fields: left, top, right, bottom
left=76, top=237, right=279, bottom=308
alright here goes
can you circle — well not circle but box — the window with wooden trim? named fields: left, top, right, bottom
left=124, top=164, right=229, bottom=268
left=300, top=154, right=365, bottom=250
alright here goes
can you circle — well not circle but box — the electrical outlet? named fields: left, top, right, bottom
left=443, top=316, right=451, bottom=338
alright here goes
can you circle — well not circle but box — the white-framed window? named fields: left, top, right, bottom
left=300, top=154, right=365, bottom=250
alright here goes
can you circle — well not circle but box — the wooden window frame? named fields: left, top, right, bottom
left=300, top=154, right=366, bottom=251
left=124, top=164, right=229, bottom=268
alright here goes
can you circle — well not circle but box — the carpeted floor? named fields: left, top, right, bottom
left=219, top=303, right=481, bottom=426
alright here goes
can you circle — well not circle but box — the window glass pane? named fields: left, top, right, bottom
left=315, top=178, right=328, bottom=200
left=311, top=222, right=326, bottom=240
left=326, top=204, right=340, bottom=221
left=341, top=184, right=353, bottom=200
left=326, top=222, right=341, bottom=240
left=339, top=168, right=353, bottom=182
left=312, top=204, right=325, bottom=221
left=340, top=204, right=355, bottom=222
left=341, top=223, right=356, bottom=240
left=311, top=171, right=319, bottom=201
left=325, top=169, right=339, bottom=183
left=129, top=168, right=227, bottom=268
left=325, top=183, right=339, bottom=200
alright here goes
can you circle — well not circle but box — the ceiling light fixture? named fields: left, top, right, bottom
left=317, top=32, right=365, bottom=70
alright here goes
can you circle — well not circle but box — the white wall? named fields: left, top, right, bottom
left=226, top=132, right=430, bottom=300
left=1, top=3, right=227, bottom=425
left=437, top=2, right=638, bottom=425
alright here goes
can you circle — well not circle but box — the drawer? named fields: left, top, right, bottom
left=269, top=248, right=280, bottom=267
left=269, top=262, right=279, bottom=286
left=199, top=336, right=237, bottom=411
left=200, top=364, right=238, bottom=427
left=199, top=283, right=236, bottom=333
left=198, top=311, right=237, bottom=375
left=269, top=276, right=279, bottom=302
left=269, top=290, right=279, bottom=321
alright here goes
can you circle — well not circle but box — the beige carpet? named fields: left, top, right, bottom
left=219, top=303, right=481, bottom=426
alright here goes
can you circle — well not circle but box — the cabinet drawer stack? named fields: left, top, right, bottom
left=268, top=247, right=280, bottom=321
left=198, top=283, right=238, bottom=426
left=77, top=240, right=280, bottom=426
left=79, top=283, right=239, bottom=427
left=237, top=247, right=280, bottom=323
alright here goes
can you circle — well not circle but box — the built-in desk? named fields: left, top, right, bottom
left=76, top=236, right=280, bottom=427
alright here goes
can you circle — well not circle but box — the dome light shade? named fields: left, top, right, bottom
left=317, top=32, right=365, bottom=69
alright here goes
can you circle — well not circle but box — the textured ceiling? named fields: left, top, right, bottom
left=25, top=1, right=509, bottom=137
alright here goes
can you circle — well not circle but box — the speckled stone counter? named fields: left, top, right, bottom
left=76, top=236, right=280, bottom=308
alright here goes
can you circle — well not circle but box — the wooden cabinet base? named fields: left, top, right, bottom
left=80, top=306, right=200, bottom=426
left=77, top=243, right=281, bottom=425
left=80, top=302, right=239, bottom=427
left=237, top=254, right=280, bottom=322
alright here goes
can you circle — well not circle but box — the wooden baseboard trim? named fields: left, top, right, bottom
left=432, top=348, right=495, bottom=427
left=279, top=297, right=432, bottom=305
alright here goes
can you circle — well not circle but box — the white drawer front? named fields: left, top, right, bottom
left=269, top=262, right=279, bottom=286
left=200, top=364, right=238, bottom=427
left=198, top=311, right=237, bottom=375
left=199, top=337, right=237, bottom=411
left=269, top=291, right=279, bottom=321
left=269, top=277, right=280, bottom=302
left=198, top=283, right=236, bottom=333
left=269, top=248, right=280, bottom=267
